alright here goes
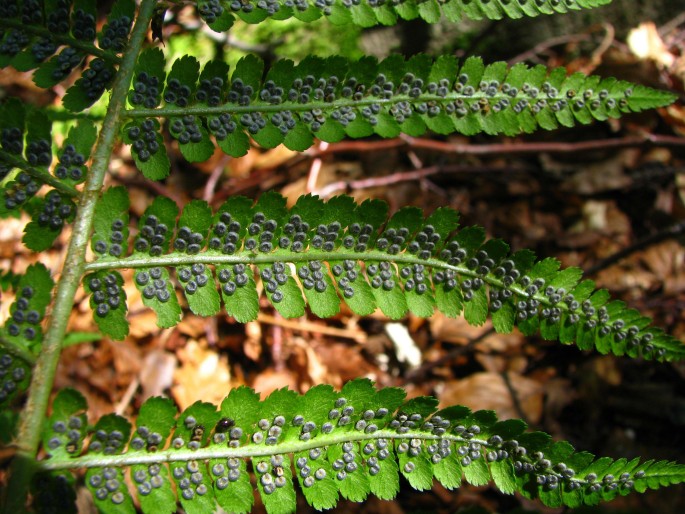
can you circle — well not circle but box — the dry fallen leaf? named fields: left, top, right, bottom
left=439, top=371, right=544, bottom=423
left=172, top=340, right=232, bottom=410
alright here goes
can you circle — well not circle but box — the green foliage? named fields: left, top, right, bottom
left=37, top=380, right=685, bottom=513
left=84, top=191, right=684, bottom=363
left=0, top=0, right=683, bottom=513
left=192, top=0, right=613, bottom=30
left=121, top=54, right=675, bottom=179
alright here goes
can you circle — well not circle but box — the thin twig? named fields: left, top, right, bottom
left=203, top=154, right=231, bottom=202
left=257, top=313, right=367, bottom=343
left=312, top=163, right=533, bottom=198
left=306, top=141, right=328, bottom=193
left=501, top=371, right=533, bottom=428
left=585, top=220, right=685, bottom=276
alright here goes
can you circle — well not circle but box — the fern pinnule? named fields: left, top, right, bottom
left=121, top=53, right=676, bottom=180
left=82, top=189, right=685, bottom=362
left=192, top=0, right=614, bottom=31
left=36, top=380, right=685, bottom=513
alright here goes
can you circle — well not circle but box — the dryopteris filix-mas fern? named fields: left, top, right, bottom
left=0, top=0, right=683, bottom=512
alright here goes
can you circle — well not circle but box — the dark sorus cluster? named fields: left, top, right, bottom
left=164, top=78, right=193, bottom=107
left=80, top=59, right=115, bottom=100
left=46, top=0, right=70, bottom=34
left=296, top=449, right=331, bottom=488
left=89, top=273, right=124, bottom=318
left=171, top=459, right=210, bottom=500
left=5, top=286, right=40, bottom=341
left=1, top=125, right=23, bottom=154
left=129, top=425, right=165, bottom=452
left=213, top=417, right=243, bottom=447
left=55, top=143, right=87, bottom=182
left=169, top=115, right=203, bottom=144
left=94, top=218, right=127, bottom=257
left=331, top=259, right=360, bottom=299
left=0, top=354, right=28, bottom=402
left=251, top=415, right=287, bottom=445
left=20, top=0, right=41, bottom=24
left=269, top=111, right=296, bottom=135
left=260, top=262, right=289, bottom=302
left=46, top=415, right=83, bottom=454
left=51, top=47, right=85, bottom=82
left=196, top=77, right=224, bottom=106
left=173, top=225, right=204, bottom=254
left=177, top=263, right=209, bottom=296
left=297, top=260, right=329, bottom=295
left=209, top=212, right=241, bottom=254
left=366, top=261, right=396, bottom=291
left=131, top=464, right=165, bottom=497
left=182, top=415, right=206, bottom=448
left=239, top=112, right=266, bottom=135
left=4, top=171, right=41, bottom=210
left=37, top=191, right=74, bottom=231
left=87, top=467, right=127, bottom=504
left=136, top=267, right=172, bottom=303
left=217, top=263, right=250, bottom=296
left=227, top=78, right=253, bottom=106
left=99, top=14, right=132, bottom=52
left=25, top=139, right=51, bottom=168
left=198, top=0, right=224, bottom=23
left=128, top=120, right=160, bottom=163
left=135, top=214, right=168, bottom=255
left=0, top=0, right=18, bottom=17
left=130, top=72, right=161, bottom=109
left=207, top=114, right=237, bottom=140
left=278, top=214, right=310, bottom=252
left=255, top=455, right=287, bottom=494
left=245, top=211, right=278, bottom=252
left=71, top=8, right=97, bottom=41
left=28, top=34, right=55, bottom=63
left=0, top=29, right=29, bottom=58
left=399, top=263, right=431, bottom=295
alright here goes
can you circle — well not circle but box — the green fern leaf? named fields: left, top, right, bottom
left=123, top=54, right=675, bottom=178
left=0, top=264, right=54, bottom=395
left=84, top=192, right=685, bottom=361
left=38, top=379, right=685, bottom=513
left=189, top=0, right=613, bottom=29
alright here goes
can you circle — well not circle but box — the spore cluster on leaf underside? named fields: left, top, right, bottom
left=193, top=0, right=592, bottom=25
left=0, top=352, right=28, bottom=402
left=84, top=189, right=682, bottom=360
left=123, top=53, right=661, bottom=162
left=44, top=382, right=661, bottom=512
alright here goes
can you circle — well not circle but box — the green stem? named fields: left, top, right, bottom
left=0, top=150, right=78, bottom=198
left=1, top=1, right=157, bottom=511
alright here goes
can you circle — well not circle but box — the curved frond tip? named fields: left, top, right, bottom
left=39, top=380, right=685, bottom=513
left=84, top=188, right=685, bottom=362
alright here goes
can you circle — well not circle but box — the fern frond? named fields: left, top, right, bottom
left=0, top=263, right=54, bottom=406
left=83, top=189, right=685, bottom=362
left=0, top=99, right=98, bottom=250
left=122, top=54, right=676, bottom=179
left=191, top=0, right=614, bottom=30
left=38, top=380, right=685, bottom=513
left=0, top=0, right=135, bottom=110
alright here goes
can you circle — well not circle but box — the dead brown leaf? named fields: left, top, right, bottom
left=439, top=371, right=544, bottom=423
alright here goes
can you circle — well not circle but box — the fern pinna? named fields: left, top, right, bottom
left=0, top=0, right=684, bottom=512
